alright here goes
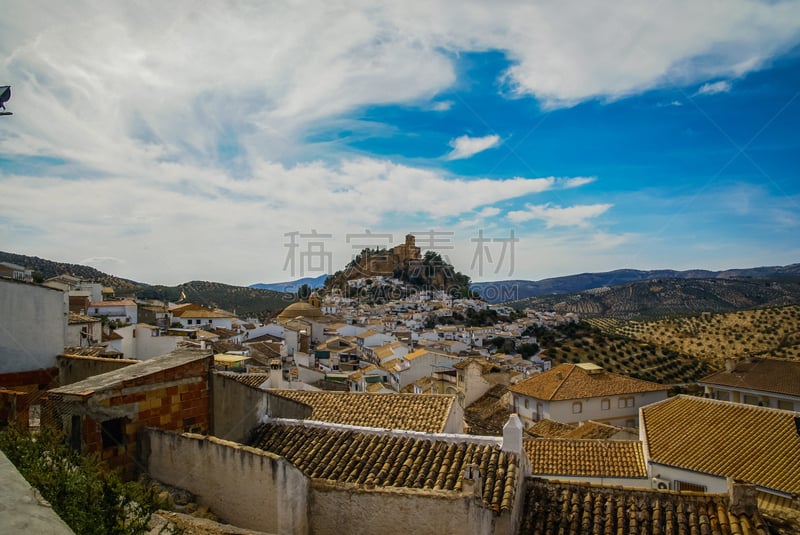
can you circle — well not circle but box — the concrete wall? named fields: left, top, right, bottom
left=310, top=481, right=501, bottom=535
left=141, top=429, right=309, bottom=534
left=0, top=279, right=66, bottom=374
left=0, top=449, right=75, bottom=534
left=58, top=355, right=137, bottom=386
left=211, top=373, right=312, bottom=442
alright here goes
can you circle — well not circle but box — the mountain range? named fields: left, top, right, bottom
left=3, top=249, right=799, bottom=319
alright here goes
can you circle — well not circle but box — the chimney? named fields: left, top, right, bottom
left=724, top=358, right=737, bottom=372
left=728, top=478, right=758, bottom=516
left=461, top=463, right=482, bottom=499
left=502, top=413, right=524, bottom=453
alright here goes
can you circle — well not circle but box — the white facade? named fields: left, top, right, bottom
left=88, top=300, right=138, bottom=324
left=700, top=383, right=800, bottom=412
left=390, top=352, right=463, bottom=392
left=107, top=324, right=182, bottom=360
left=0, top=279, right=67, bottom=373
left=512, top=390, right=668, bottom=428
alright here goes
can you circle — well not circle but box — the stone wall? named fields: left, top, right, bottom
left=140, top=429, right=309, bottom=534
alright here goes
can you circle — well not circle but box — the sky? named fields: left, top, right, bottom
left=1, top=1, right=799, bottom=287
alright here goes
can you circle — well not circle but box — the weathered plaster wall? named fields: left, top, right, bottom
left=141, top=429, right=309, bottom=534
left=309, top=481, right=500, bottom=535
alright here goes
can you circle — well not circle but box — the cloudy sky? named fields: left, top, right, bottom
left=1, top=1, right=799, bottom=286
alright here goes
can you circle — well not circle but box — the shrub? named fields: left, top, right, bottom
left=0, top=426, right=166, bottom=535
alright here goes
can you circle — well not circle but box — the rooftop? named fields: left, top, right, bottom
left=699, top=357, right=800, bottom=397
left=248, top=420, right=518, bottom=513
left=509, top=363, right=668, bottom=401
left=49, top=349, right=211, bottom=397
left=524, top=439, right=647, bottom=478
left=269, top=390, right=455, bottom=433
left=520, top=479, right=769, bottom=535
left=641, top=395, right=800, bottom=496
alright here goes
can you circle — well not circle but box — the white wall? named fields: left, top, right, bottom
left=142, top=429, right=309, bottom=534
left=0, top=279, right=66, bottom=373
left=647, top=463, right=728, bottom=494
left=513, top=390, right=668, bottom=427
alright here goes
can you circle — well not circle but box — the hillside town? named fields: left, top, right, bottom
left=1, top=244, right=799, bottom=535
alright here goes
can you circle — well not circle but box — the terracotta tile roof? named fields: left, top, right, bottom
left=529, top=419, right=627, bottom=440
left=216, top=372, right=269, bottom=389
left=62, top=345, right=123, bottom=358
left=641, top=395, right=800, bottom=495
left=524, top=439, right=647, bottom=478
left=174, top=308, right=234, bottom=318
left=699, top=357, right=800, bottom=397
left=89, top=299, right=137, bottom=307
left=67, top=312, right=99, bottom=324
left=248, top=421, right=519, bottom=512
left=527, top=419, right=575, bottom=438
left=508, top=363, right=668, bottom=401
left=520, top=479, right=769, bottom=535
left=269, top=390, right=455, bottom=433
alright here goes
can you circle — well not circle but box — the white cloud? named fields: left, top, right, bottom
left=430, top=100, right=454, bottom=111
left=695, top=80, right=732, bottom=96
left=445, top=134, right=502, bottom=160
left=507, top=203, right=612, bottom=227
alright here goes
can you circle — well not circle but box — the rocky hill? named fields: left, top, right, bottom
left=509, top=276, right=800, bottom=319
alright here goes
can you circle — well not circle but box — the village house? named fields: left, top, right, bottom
left=698, top=357, right=800, bottom=411
left=65, top=312, right=102, bottom=347
left=640, top=395, right=800, bottom=507
left=87, top=299, right=138, bottom=325
left=41, top=348, right=212, bottom=480
left=171, top=303, right=235, bottom=329
left=508, top=362, right=668, bottom=428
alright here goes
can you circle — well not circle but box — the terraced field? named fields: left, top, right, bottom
left=586, top=304, right=800, bottom=367
left=537, top=323, right=710, bottom=386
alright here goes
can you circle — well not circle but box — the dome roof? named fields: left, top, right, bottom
left=277, top=301, right=323, bottom=321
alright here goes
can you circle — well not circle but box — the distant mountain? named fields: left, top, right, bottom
left=508, top=276, right=800, bottom=319
left=0, top=250, right=143, bottom=293
left=250, top=274, right=328, bottom=293
left=472, top=264, right=800, bottom=303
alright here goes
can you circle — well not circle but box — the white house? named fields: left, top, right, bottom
left=171, top=305, right=234, bottom=330
left=387, top=348, right=464, bottom=392
left=508, top=362, right=669, bottom=428
left=698, top=357, right=800, bottom=412
left=640, top=395, right=800, bottom=500
left=106, top=324, right=182, bottom=361
left=0, top=278, right=67, bottom=374
left=66, top=312, right=102, bottom=347
left=88, top=299, right=138, bottom=325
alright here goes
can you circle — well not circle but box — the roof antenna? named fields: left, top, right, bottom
left=0, top=86, right=12, bottom=116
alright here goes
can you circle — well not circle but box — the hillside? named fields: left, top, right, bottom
left=0, top=251, right=291, bottom=320
left=509, top=276, right=800, bottom=319
left=0, top=250, right=143, bottom=293
left=136, top=281, right=292, bottom=320
left=472, top=263, right=800, bottom=303
left=587, top=304, right=800, bottom=367
left=530, top=322, right=710, bottom=386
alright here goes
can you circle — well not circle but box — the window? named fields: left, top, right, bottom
left=601, top=398, right=610, bottom=411
left=716, top=390, right=730, bottom=401
left=743, top=394, right=759, bottom=406
left=524, top=399, right=529, bottom=409
left=101, top=418, right=125, bottom=448
left=618, top=397, right=634, bottom=408
left=777, top=399, right=794, bottom=411
left=572, top=401, right=582, bottom=414
left=675, top=480, right=707, bottom=493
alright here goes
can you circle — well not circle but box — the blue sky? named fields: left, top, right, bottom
left=1, top=2, right=799, bottom=286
